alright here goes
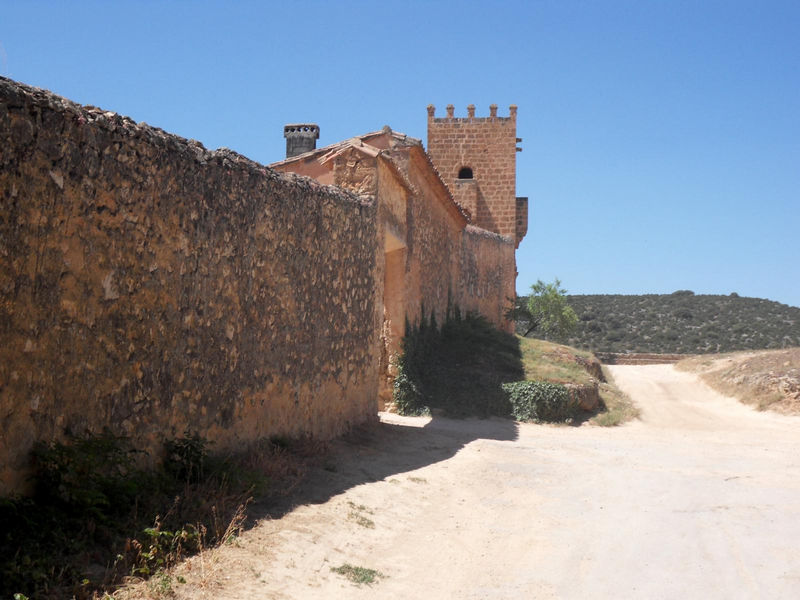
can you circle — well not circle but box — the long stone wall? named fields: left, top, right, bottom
left=0, top=78, right=381, bottom=494
left=595, top=353, right=691, bottom=365
left=0, top=78, right=520, bottom=495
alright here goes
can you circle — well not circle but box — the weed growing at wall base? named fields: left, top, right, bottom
left=0, top=431, right=316, bottom=599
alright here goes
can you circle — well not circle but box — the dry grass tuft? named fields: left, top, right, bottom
left=330, top=563, right=384, bottom=585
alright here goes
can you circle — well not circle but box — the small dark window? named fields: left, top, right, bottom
left=457, top=167, right=473, bottom=179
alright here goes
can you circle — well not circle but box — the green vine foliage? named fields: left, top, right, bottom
left=501, top=381, right=580, bottom=423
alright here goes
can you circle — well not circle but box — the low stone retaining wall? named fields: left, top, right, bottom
left=566, top=381, right=600, bottom=412
left=596, top=353, right=692, bottom=365
left=575, top=355, right=606, bottom=382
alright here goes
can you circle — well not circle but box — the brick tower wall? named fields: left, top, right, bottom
left=426, top=104, right=517, bottom=239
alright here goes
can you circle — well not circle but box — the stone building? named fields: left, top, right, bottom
left=271, top=105, right=527, bottom=405
left=0, top=77, right=527, bottom=494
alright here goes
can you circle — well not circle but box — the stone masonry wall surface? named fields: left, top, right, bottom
left=401, top=152, right=515, bottom=332
left=401, top=152, right=463, bottom=326
left=270, top=134, right=516, bottom=334
left=459, top=226, right=516, bottom=331
left=0, top=78, right=380, bottom=494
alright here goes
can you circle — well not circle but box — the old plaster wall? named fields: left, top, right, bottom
left=0, top=78, right=380, bottom=495
left=400, top=150, right=515, bottom=333
left=400, top=151, right=463, bottom=326
left=459, top=226, right=516, bottom=331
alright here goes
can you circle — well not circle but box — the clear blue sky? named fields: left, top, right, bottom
left=3, top=1, right=798, bottom=307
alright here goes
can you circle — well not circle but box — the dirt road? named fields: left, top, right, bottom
left=132, top=365, right=800, bottom=599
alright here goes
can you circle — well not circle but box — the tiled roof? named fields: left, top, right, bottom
left=269, top=128, right=470, bottom=223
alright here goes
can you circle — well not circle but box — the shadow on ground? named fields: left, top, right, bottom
left=249, top=414, right=519, bottom=523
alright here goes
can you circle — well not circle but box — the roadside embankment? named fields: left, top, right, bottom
left=519, top=337, right=637, bottom=423
left=677, top=348, right=800, bottom=414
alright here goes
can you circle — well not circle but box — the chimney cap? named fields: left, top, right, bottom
left=284, top=123, right=320, bottom=158
left=284, top=123, right=320, bottom=138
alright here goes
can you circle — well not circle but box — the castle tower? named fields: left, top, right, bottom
left=283, top=123, right=320, bottom=158
left=426, top=104, right=527, bottom=248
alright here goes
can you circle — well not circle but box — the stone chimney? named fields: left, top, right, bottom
left=283, top=124, right=319, bottom=158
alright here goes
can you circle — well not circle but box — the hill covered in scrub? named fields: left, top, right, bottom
left=518, top=291, right=800, bottom=354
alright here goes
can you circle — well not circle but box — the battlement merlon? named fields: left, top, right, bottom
left=426, top=104, right=518, bottom=123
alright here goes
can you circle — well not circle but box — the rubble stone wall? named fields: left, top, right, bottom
left=0, top=78, right=381, bottom=494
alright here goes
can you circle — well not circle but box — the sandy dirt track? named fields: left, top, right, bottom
left=130, top=365, right=800, bottom=599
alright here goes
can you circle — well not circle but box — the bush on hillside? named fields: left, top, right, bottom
left=513, top=278, right=578, bottom=338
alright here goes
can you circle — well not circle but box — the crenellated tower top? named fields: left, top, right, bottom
left=426, top=104, right=526, bottom=247
left=426, top=104, right=518, bottom=122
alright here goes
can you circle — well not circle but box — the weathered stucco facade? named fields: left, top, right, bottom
left=0, top=78, right=526, bottom=494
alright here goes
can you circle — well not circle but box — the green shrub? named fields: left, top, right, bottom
left=392, top=367, right=428, bottom=416
left=502, top=381, right=579, bottom=423
left=164, top=430, right=212, bottom=483
left=392, top=309, right=522, bottom=417
left=31, top=430, right=143, bottom=520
